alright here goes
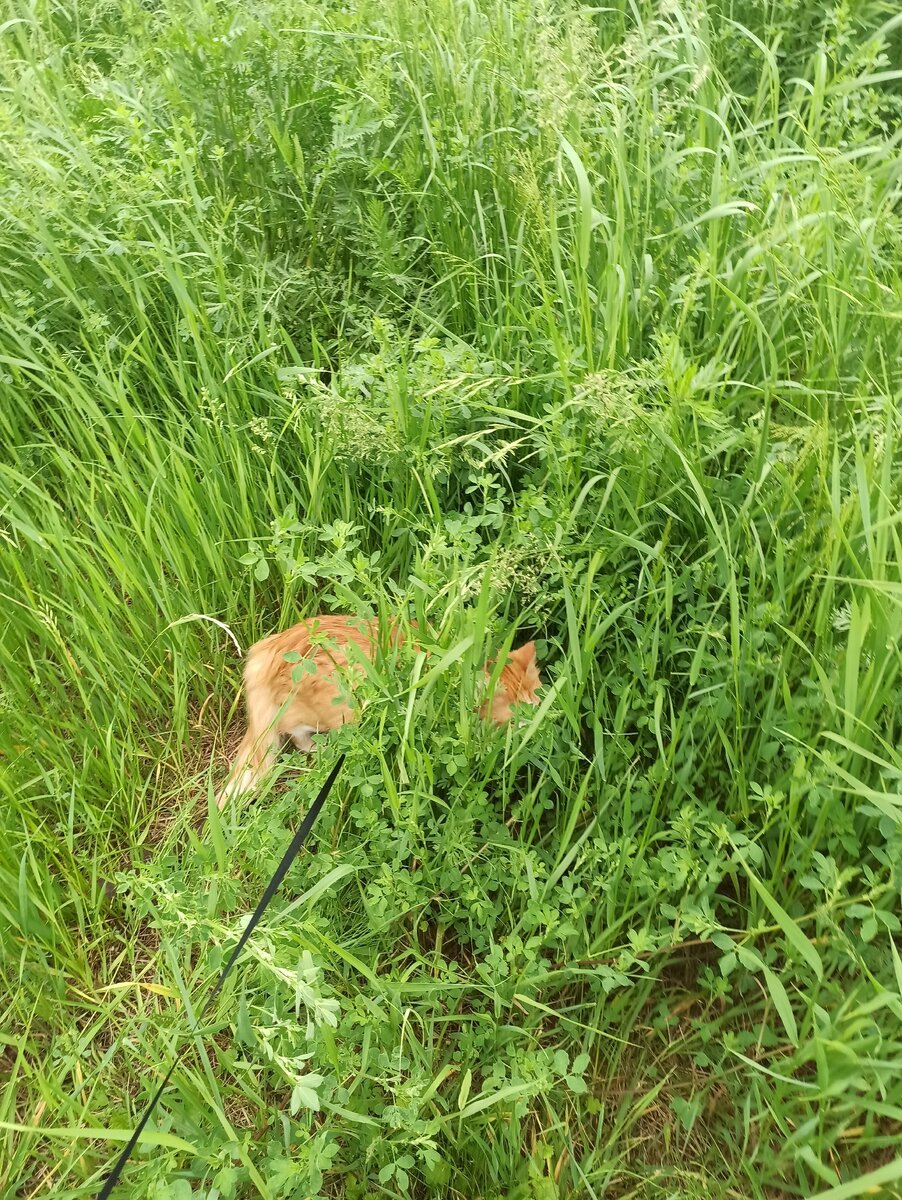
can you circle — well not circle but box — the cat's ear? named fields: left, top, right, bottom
left=510, top=641, right=536, bottom=665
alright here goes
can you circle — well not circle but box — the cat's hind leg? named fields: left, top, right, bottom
left=217, top=683, right=282, bottom=808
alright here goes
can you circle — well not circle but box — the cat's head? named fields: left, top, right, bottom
left=481, top=641, right=542, bottom=724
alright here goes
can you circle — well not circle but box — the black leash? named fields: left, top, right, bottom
left=97, top=753, right=345, bottom=1198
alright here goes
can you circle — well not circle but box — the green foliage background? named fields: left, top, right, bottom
left=0, top=0, right=900, bottom=1196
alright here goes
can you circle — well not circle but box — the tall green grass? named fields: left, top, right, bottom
left=1, top=0, right=900, bottom=1195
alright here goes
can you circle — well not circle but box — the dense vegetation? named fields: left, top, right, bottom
left=1, top=0, right=900, bottom=1196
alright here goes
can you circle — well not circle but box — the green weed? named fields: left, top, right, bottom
left=0, top=0, right=900, bottom=1196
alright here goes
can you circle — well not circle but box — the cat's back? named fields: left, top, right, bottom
left=245, top=614, right=376, bottom=692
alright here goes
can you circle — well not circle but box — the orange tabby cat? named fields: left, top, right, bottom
left=218, top=615, right=541, bottom=806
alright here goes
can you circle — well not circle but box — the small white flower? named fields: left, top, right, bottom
left=832, top=602, right=852, bottom=632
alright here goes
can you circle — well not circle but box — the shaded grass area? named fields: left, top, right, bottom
left=1, top=0, right=901, bottom=1195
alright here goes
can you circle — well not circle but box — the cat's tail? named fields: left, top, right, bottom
left=216, top=643, right=281, bottom=808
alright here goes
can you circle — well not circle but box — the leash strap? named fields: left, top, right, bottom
left=98, top=753, right=345, bottom=1198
